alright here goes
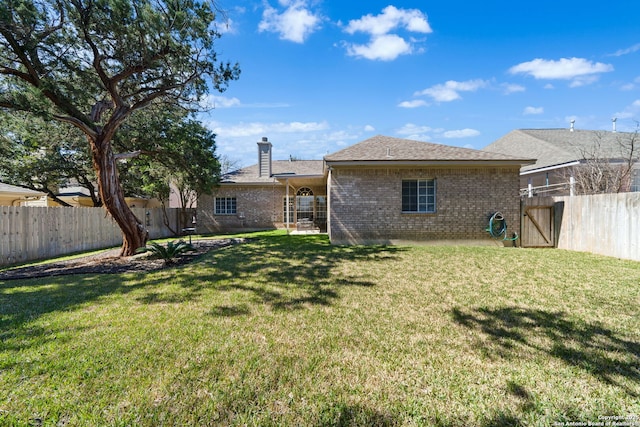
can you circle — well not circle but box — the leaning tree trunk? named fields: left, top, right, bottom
left=89, top=133, right=148, bottom=256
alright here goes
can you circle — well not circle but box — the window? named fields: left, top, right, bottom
left=315, top=196, right=327, bottom=221
left=402, top=179, right=436, bottom=213
left=296, top=187, right=314, bottom=221
left=215, top=197, right=236, bottom=215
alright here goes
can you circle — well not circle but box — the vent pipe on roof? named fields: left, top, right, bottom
left=570, top=119, right=575, bottom=132
left=612, top=117, right=617, bottom=133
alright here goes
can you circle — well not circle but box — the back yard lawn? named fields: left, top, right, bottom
left=1, top=231, right=639, bottom=426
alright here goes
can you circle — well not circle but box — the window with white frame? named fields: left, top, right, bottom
left=215, top=197, right=236, bottom=215
left=402, top=179, right=436, bottom=213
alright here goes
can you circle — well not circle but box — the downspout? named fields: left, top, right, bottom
left=286, top=177, right=290, bottom=234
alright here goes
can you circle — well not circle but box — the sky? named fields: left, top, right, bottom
left=200, top=0, right=640, bottom=168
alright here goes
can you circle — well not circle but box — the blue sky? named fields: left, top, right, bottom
left=201, top=0, right=640, bottom=167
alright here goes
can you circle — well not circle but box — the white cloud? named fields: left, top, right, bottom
left=398, top=100, right=428, bottom=108
left=200, top=95, right=241, bottom=109
left=199, top=95, right=293, bottom=109
left=212, top=120, right=329, bottom=138
left=396, top=123, right=434, bottom=135
left=214, top=18, right=236, bottom=35
left=442, top=128, right=480, bottom=139
left=346, top=34, right=412, bottom=61
left=569, top=75, right=599, bottom=88
left=508, top=58, right=613, bottom=86
left=396, top=124, right=479, bottom=140
left=344, top=5, right=431, bottom=36
left=501, top=83, right=526, bottom=94
left=259, top=1, right=321, bottom=43
left=610, top=43, right=640, bottom=57
left=614, top=99, right=640, bottom=120
left=342, top=5, right=431, bottom=61
left=416, top=79, right=489, bottom=102
left=620, top=76, right=640, bottom=91
left=364, top=124, right=376, bottom=132
left=523, top=106, right=544, bottom=115
left=395, top=123, right=439, bottom=141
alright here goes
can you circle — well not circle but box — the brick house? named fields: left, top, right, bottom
left=198, top=135, right=533, bottom=245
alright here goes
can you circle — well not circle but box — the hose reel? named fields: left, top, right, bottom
left=486, top=211, right=518, bottom=241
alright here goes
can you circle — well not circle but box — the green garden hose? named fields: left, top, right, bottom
left=486, top=212, right=519, bottom=241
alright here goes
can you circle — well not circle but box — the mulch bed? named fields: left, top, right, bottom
left=0, top=238, right=246, bottom=281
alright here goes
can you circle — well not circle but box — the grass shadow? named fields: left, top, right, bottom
left=316, top=402, right=396, bottom=426
left=181, top=233, right=403, bottom=311
left=208, top=304, right=251, bottom=317
left=0, top=234, right=402, bottom=353
left=452, top=306, right=640, bottom=396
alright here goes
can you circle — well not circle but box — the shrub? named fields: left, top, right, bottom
left=137, top=240, right=195, bottom=264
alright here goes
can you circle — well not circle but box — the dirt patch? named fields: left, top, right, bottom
left=0, top=238, right=246, bottom=280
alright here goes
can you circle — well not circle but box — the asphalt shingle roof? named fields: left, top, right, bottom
left=223, top=135, right=535, bottom=183
left=483, top=129, right=638, bottom=172
left=221, top=160, right=324, bottom=184
left=324, top=135, right=532, bottom=163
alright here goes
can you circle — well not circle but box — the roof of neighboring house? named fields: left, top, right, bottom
left=0, top=182, right=45, bottom=196
left=324, top=135, right=534, bottom=165
left=483, top=129, right=637, bottom=173
left=221, top=160, right=324, bottom=184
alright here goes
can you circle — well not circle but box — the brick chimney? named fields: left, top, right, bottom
left=257, top=137, right=272, bottom=177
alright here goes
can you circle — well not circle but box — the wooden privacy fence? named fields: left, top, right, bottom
left=0, top=206, right=180, bottom=266
left=522, top=193, right=640, bottom=262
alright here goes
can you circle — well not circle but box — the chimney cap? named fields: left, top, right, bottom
left=261, top=137, right=268, bottom=142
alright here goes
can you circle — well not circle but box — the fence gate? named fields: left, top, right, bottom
left=521, top=206, right=555, bottom=248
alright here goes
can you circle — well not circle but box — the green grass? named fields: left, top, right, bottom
left=1, top=231, right=639, bottom=426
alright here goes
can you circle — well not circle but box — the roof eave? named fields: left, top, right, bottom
left=219, top=180, right=281, bottom=186
left=325, top=159, right=535, bottom=167
left=272, top=173, right=325, bottom=179
left=520, top=161, right=581, bottom=175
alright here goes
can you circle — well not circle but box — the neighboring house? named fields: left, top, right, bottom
left=484, top=127, right=640, bottom=196
left=0, top=183, right=47, bottom=206
left=0, top=182, right=162, bottom=208
left=55, top=185, right=163, bottom=208
left=199, top=135, right=533, bottom=245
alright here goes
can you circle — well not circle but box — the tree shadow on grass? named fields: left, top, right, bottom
left=187, top=234, right=403, bottom=313
left=315, top=402, right=396, bottom=426
left=208, top=304, right=251, bottom=317
left=452, top=306, right=640, bottom=396
left=0, top=273, right=153, bottom=359
left=0, top=234, right=402, bottom=345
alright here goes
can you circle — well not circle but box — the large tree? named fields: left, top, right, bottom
left=116, top=106, right=221, bottom=233
left=0, top=0, right=239, bottom=255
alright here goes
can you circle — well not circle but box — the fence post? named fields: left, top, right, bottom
left=569, top=176, right=575, bottom=197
